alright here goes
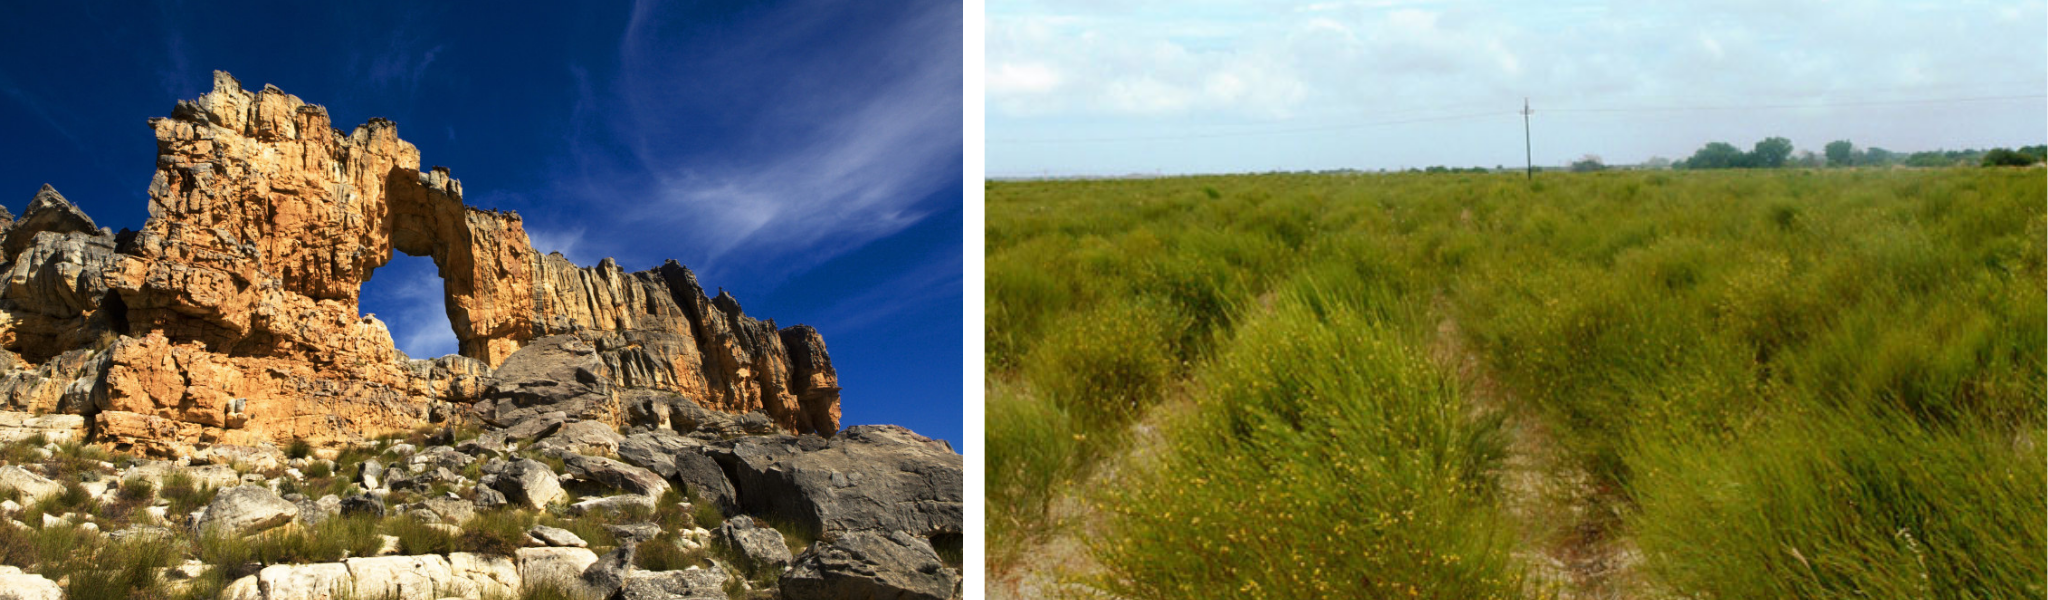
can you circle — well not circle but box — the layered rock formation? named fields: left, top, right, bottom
left=0, top=71, right=842, bottom=454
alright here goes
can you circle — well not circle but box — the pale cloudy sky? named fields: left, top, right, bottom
left=987, top=0, right=2047, bottom=175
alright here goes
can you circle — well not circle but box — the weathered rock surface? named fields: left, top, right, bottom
left=562, top=452, right=669, bottom=498
left=0, top=466, right=62, bottom=503
left=516, top=547, right=599, bottom=594
left=526, top=525, right=587, bottom=548
left=485, top=458, right=564, bottom=510
left=0, top=412, right=85, bottom=444
left=780, top=530, right=961, bottom=600
left=0, top=565, right=63, bottom=600
left=719, top=515, right=793, bottom=572
left=255, top=562, right=352, bottom=600
left=619, top=568, right=729, bottom=600
left=716, top=425, right=961, bottom=538
left=199, top=485, right=300, bottom=535
left=0, top=71, right=839, bottom=454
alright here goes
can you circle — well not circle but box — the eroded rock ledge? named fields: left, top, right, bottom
left=0, top=71, right=842, bottom=454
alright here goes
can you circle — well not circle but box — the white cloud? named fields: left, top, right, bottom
left=562, top=0, right=961, bottom=281
left=989, top=0, right=2048, bottom=173
left=990, top=62, right=1063, bottom=95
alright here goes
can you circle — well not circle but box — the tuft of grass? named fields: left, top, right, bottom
left=382, top=514, right=458, bottom=555
left=460, top=509, right=537, bottom=557
left=160, top=471, right=216, bottom=517
left=286, top=438, right=313, bottom=460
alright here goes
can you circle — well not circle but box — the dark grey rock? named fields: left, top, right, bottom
left=582, top=541, right=637, bottom=597
left=780, top=530, right=959, bottom=600
left=710, top=425, right=960, bottom=538
left=717, top=515, right=792, bottom=572
left=456, top=431, right=512, bottom=455
left=607, top=522, right=661, bottom=545
left=472, top=482, right=508, bottom=509
left=562, top=453, right=669, bottom=498
left=478, top=335, right=612, bottom=427
left=499, top=411, right=567, bottom=442
left=356, top=459, right=384, bottom=490
left=338, top=494, right=384, bottom=518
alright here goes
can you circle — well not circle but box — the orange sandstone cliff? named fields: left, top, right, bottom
left=0, top=71, right=840, bottom=455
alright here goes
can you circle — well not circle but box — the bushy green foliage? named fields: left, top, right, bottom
left=987, top=168, right=2047, bottom=597
left=1093, top=291, right=1520, bottom=599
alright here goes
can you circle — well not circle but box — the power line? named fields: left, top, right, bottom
left=990, top=93, right=2047, bottom=145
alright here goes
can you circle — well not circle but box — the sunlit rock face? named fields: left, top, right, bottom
left=0, top=71, right=839, bottom=455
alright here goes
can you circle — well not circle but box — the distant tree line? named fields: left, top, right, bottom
left=1677, top=138, right=2045, bottom=170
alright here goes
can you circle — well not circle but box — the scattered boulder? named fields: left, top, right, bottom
left=486, top=458, right=564, bottom=510
left=584, top=543, right=637, bottom=597
left=339, top=494, right=385, bottom=518
left=526, top=525, right=588, bottom=548
left=619, top=568, right=729, bottom=600
left=619, top=430, right=738, bottom=510
left=562, top=453, right=669, bottom=498
left=0, top=565, right=62, bottom=600
left=516, top=547, right=600, bottom=596
left=607, top=522, right=662, bottom=545
left=416, top=495, right=475, bottom=525
left=780, top=530, right=960, bottom=600
left=718, top=515, right=793, bottom=572
left=197, top=485, right=299, bottom=536
left=356, top=459, right=384, bottom=490
left=0, top=466, right=62, bottom=503
left=408, top=446, right=474, bottom=472
left=567, top=494, right=657, bottom=516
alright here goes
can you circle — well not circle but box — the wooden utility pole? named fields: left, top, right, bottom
left=1522, top=98, right=1534, bottom=181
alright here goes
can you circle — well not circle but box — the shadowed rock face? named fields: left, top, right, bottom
left=0, top=71, right=840, bottom=453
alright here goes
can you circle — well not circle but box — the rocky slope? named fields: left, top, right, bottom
left=0, top=70, right=841, bottom=456
left=0, top=71, right=958, bottom=600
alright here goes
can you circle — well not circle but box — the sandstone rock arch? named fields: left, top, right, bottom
left=0, top=71, right=839, bottom=453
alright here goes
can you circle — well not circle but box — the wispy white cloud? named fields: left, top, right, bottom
left=363, top=257, right=458, bottom=359
left=564, top=0, right=961, bottom=282
left=526, top=226, right=592, bottom=265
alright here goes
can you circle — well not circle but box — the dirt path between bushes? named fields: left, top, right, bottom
left=1430, top=302, right=1645, bottom=600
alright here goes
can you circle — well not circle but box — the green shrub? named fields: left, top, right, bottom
left=1093, top=294, right=1520, bottom=599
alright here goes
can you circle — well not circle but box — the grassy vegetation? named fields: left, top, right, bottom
left=986, top=168, right=2046, bottom=598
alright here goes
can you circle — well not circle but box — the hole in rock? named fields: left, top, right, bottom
left=358, top=252, right=460, bottom=360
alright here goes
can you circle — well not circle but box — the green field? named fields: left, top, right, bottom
left=986, top=168, right=2046, bottom=599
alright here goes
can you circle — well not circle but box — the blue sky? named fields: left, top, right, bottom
left=0, top=1, right=963, bottom=446
left=989, top=0, right=2047, bottom=175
